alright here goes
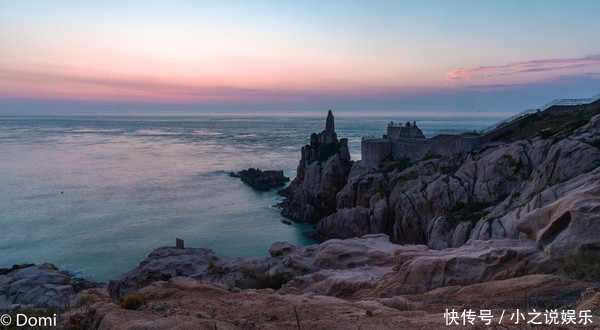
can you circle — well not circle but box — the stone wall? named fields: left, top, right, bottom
left=361, top=139, right=392, bottom=167
left=362, top=135, right=481, bottom=166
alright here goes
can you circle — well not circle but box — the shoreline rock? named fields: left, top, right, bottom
left=230, top=167, right=290, bottom=191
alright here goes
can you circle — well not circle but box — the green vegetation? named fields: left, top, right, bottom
left=500, top=154, right=518, bottom=167
left=206, top=260, right=226, bottom=274
left=421, top=153, right=442, bottom=161
left=558, top=249, right=600, bottom=281
left=380, top=156, right=412, bottom=175
left=305, top=133, right=343, bottom=164
left=589, top=138, right=600, bottom=149
left=441, top=164, right=461, bottom=175
left=500, top=154, right=525, bottom=181
left=120, top=295, right=148, bottom=310
left=255, top=270, right=289, bottom=290
left=448, top=199, right=493, bottom=224
left=75, top=293, right=96, bottom=308
left=491, top=105, right=600, bottom=143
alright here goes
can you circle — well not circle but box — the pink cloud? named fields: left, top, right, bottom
left=0, top=67, right=401, bottom=103
left=446, top=54, right=600, bottom=81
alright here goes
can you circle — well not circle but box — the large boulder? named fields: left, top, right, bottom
left=516, top=182, right=600, bottom=260
left=0, top=263, right=74, bottom=312
left=372, top=239, right=544, bottom=296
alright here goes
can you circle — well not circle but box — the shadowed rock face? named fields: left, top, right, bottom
left=279, top=111, right=353, bottom=223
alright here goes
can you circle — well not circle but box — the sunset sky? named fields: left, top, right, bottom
left=1, top=0, right=599, bottom=115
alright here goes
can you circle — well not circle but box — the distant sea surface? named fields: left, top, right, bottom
left=0, top=114, right=504, bottom=282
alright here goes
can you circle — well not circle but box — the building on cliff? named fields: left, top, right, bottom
left=361, top=93, right=600, bottom=167
left=386, top=121, right=426, bottom=139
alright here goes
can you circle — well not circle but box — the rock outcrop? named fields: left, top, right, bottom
left=108, top=234, right=396, bottom=299
left=279, top=110, right=353, bottom=222
left=0, top=263, right=75, bottom=312
left=110, top=180, right=600, bottom=298
left=230, top=168, right=290, bottom=191
left=316, top=114, right=600, bottom=248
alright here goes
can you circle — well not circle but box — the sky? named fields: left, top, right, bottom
left=1, top=0, right=600, bottom=115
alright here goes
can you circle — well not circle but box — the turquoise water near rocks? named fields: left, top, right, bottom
left=0, top=114, right=503, bottom=282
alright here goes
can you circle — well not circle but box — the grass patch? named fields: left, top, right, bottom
left=255, top=270, right=289, bottom=290
left=558, top=249, right=600, bottom=281
left=75, top=293, right=96, bottom=308
left=380, top=156, right=413, bottom=175
left=120, top=295, right=148, bottom=310
left=448, top=199, right=493, bottom=224
left=589, top=138, right=600, bottom=149
left=490, top=105, right=600, bottom=143
left=421, top=153, right=442, bottom=161
left=206, top=260, right=226, bottom=274
left=441, top=164, right=461, bottom=175
left=304, top=133, right=343, bottom=164
left=500, top=154, right=518, bottom=167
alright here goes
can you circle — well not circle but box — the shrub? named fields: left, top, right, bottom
left=75, top=293, right=96, bottom=307
left=538, top=129, right=554, bottom=139
left=421, top=153, right=442, bottom=161
left=206, top=261, right=226, bottom=274
left=449, top=199, right=493, bottom=224
left=381, top=156, right=412, bottom=175
left=120, top=295, right=148, bottom=310
left=590, top=138, right=600, bottom=149
left=558, top=249, right=600, bottom=281
left=255, top=270, right=289, bottom=290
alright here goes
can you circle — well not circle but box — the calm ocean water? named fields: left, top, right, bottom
left=0, top=114, right=503, bottom=282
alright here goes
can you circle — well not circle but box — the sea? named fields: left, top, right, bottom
left=0, top=114, right=504, bottom=282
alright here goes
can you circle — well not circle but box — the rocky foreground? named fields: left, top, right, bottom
left=1, top=233, right=599, bottom=328
left=1, top=112, right=600, bottom=329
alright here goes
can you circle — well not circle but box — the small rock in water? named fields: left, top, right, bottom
left=280, top=220, right=293, bottom=226
left=232, top=168, right=290, bottom=191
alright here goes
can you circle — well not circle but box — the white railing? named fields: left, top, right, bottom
left=481, top=109, right=538, bottom=133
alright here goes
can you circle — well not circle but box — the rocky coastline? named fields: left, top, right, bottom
left=2, top=109, right=600, bottom=328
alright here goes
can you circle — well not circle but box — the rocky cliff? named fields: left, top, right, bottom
left=278, top=110, right=353, bottom=222
left=316, top=113, right=600, bottom=250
